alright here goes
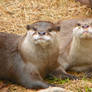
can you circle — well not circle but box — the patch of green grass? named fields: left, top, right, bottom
left=82, top=76, right=88, bottom=81
left=82, top=76, right=92, bottom=84
left=89, top=79, right=92, bottom=83
left=76, top=87, right=92, bottom=92
left=85, top=87, right=92, bottom=92
left=46, top=77, right=70, bottom=84
left=77, top=88, right=82, bottom=92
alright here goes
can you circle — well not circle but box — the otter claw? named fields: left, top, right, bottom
left=61, top=73, right=78, bottom=80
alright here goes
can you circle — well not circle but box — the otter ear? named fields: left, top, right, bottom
left=26, top=25, right=31, bottom=30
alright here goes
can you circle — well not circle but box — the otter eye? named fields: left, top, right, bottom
left=48, top=29, right=53, bottom=32
left=33, top=27, right=37, bottom=31
left=26, top=25, right=31, bottom=30
left=77, top=23, right=81, bottom=26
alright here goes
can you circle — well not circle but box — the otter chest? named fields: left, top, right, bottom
left=69, top=44, right=92, bottom=72
left=21, top=42, right=59, bottom=72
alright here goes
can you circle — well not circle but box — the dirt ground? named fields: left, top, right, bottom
left=0, top=0, right=92, bottom=92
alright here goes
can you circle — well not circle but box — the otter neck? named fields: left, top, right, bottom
left=18, top=34, right=59, bottom=63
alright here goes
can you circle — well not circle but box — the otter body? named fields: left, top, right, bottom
left=0, top=21, right=76, bottom=89
left=0, top=32, right=21, bottom=79
left=58, top=18, right=92, bottom=72
left=69, top=38, right=92, bottom=72
left=20, top=31, right=59, bottom=78
left=68, top=18, right=92, bottom=72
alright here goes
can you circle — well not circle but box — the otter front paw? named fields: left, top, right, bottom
left=48, top=83, right=56, bottom=87
left=50, top=69, right=78, bottom=80
left=84, top=71, right=92, bottom=78
left=60, top=73, right=78, bottom=80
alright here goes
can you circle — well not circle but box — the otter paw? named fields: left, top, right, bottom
left=84, top=71, right=92, bottom=78
left=61, top=73, right=78, bottom=80
left=48, top=84, right=56, bottom=87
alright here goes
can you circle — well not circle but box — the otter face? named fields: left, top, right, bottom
left=73, top=19, right=92, bottom=39
left=26, top=21, right=60, bottom=45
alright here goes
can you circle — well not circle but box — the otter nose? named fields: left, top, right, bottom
left=82, top=25, right=89, bottom=29
left=38, top=32, right=46, bottom=35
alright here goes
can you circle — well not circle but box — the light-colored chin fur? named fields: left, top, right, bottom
left=73, top=27, right=92, bottom=39
left=24, top=31, right=56, bottom=47
left=32, top=34, right=51, bottom=47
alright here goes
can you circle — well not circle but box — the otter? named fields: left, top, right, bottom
left=75, top=0, right=92, bottom=8
left=0, top=21, right=76, bottom=89
left=58, top=18, right=92, bottom=73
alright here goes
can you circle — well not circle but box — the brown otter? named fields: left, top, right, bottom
left=58, top=18, right=92, bottom=73
left=75, top=0, right=92, bottom=8
left=0, top=21, right=76, bottom=89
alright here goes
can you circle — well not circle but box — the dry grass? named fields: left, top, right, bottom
left=0, top=0, right=92, bottom=92
left=0, top=0, right=91, bottom=35
left=64, top=80, right=92, bottom=92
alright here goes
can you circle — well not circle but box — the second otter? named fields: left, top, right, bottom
left=58, top=18, right=92, bottom=73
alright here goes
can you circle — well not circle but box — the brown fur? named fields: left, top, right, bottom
left=58, top=18, right=92, bottom=72
left=0, top=21, right=77, bottom=89
left=75, top=0, right=92, bottom=8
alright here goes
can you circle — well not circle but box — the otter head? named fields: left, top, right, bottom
left=73, top=19, right=92, bottom=39
left=26, top=21, right=60, bottom=46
